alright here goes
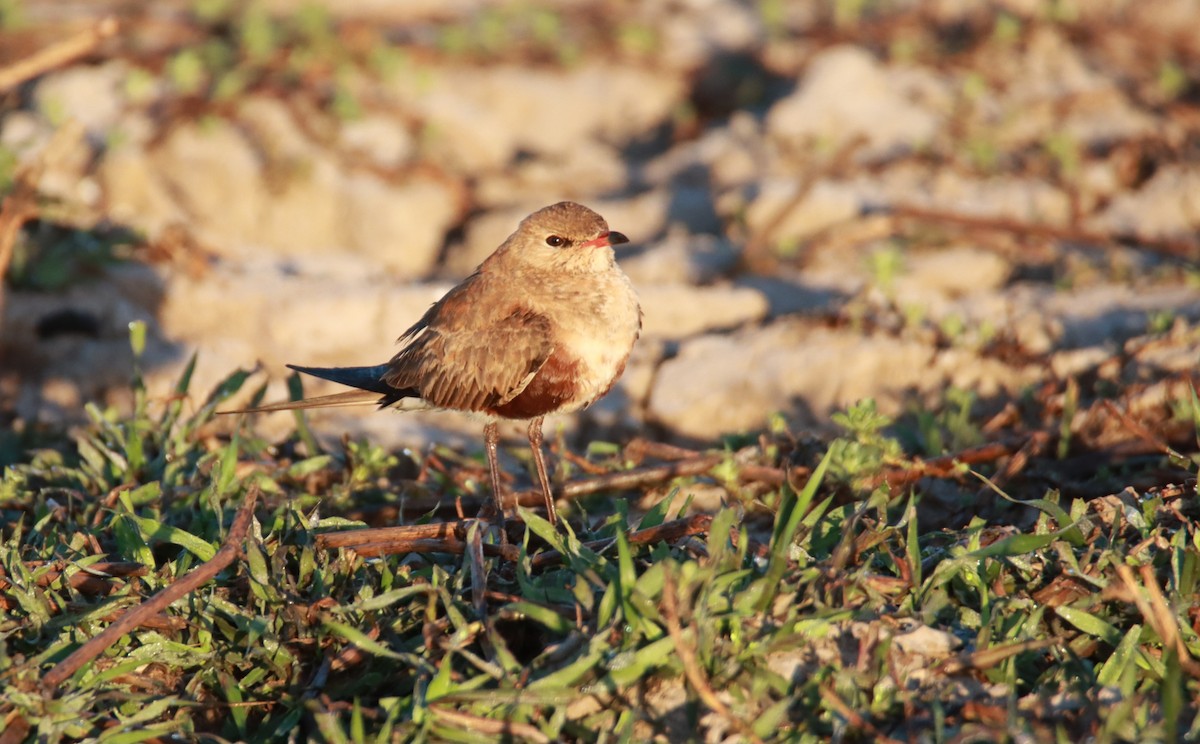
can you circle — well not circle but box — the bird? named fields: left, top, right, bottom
left=224, top=201, right=642, bottom=529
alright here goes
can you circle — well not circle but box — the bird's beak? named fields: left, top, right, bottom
left=582, top=230, right=629, bottom=248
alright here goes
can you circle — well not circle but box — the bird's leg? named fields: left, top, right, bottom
left=526, top=416, right=558, bottom=525
left=482, top=421, right=507, bottom=537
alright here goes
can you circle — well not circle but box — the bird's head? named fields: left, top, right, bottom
left=504, top=201, right=630, bottom=273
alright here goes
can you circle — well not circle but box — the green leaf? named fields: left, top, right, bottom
left=758, top=449, right=832, bottom=611
left=504, top=602, right=573, bottom=635
left=1054, top=606, right=1123, bottom=647
left=134, top=516, right=216, bottom=561
left=1097, top=624, right=1141, bottom=687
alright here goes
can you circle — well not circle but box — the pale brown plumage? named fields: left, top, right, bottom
left=225, top=201, right=642, bottom=528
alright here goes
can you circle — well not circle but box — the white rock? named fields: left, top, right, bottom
left=98, top=145, right=183, bottom=235
left=766, top=45, right=941, bottom=160
left=1090, top=165, right=1200, bottom=241
left=474, top=140, right=627, bottom=209
left=338, top=115, right=415, bottom=168
left=395, top=63, right=686, bottom=172
left=620, top=230, right=740, bottom=286
left=647, top=322, right=936, bottom=439
left=655, top=0, right=764, bottom=70
left=152, top=119, right=266, bottom=254
left=892, top=624, right=960, bottom=657
left=639, top=284, right=768, bottom=340
left=33, top=62, right=130, bottom=139
left=340, top=174, right=459, bottom=278
left=894, top=247, right=1012, bottom=298
left=740, top=178, right=862, bottom=243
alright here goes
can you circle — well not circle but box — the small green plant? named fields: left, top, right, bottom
left=866, top=243, right=905, bottom=294
left=1147, top=310, right=1177, bottom=335
left=827, top=398, right=905, bottom=485
left=1043, top=131, right=1081, bottom=181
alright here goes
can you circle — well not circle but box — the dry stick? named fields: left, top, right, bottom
left=890, top=203, right=1200, bottom=262
left=974, top=429, right=1051, bottom=499
left=429, top=707, right=550, bottom=744
left=312, top=515, right=711, bottom=570
left=1101, top=399, right=1186, bottom=460
left=466, top=521, right=487, bottom=618
left=0, top=560, right=146, bottom=593
left=555, top=455, right=725, bottom=501
left=1118, top=563, right=1200, bottom=679
left=661, top=566, right=764, bottom=744
left=323, top=534, right=520, bottom=562
left=867, top=438, right=1026, bottom=491
left=42, top=487, right=260, bottom=690
left=317, top=521, right=463, bottom=550
left=0, top=17, right=119, bottom=93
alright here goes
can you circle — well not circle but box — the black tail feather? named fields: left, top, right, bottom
left=287, top=363, right=418, bottom=408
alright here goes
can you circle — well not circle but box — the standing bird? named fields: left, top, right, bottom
left=226, top=202, right=641, bottom=528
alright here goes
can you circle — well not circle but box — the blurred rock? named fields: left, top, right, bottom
left=100, top=145, right=185, bottom=237
left=766, top=45, right=942, bottom=161
left=153, top=119, right=266, bottom=253
left=639, top=283, right=768, bottom=339
left=338, top=115, right=416, bottom=169
left=33, top=62, right=130, bottom=141
left=148, top=107, right=456, bottom=276
left=737, top=178, right=862, bottom=244
left=474, top=140, right=627, bottom=209
left=394, top=64, right=687, bottom=172
left=620, top=230, right=740, bottom=286
left=1090, top=165, right=1200, bottom=241
left=341, top=173, right=459, bottom=277
left=647, top=322, right=936, bottom=439
left=894, top=247, right=1012, bottom=298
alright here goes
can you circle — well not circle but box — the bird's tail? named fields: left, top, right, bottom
left=220, top=363, right=414, bottom=414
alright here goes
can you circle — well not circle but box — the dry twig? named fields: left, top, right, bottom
left=42, top=486, right=260, bottom=690
left=661, top=565, right=764, bottom=744
left=429, top=707, right=550, bottom=744
left=0, top=17, right=119, bottom=93
left=890, top=203, right=1199, bottom=262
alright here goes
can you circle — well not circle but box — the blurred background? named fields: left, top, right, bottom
left=1, top=0, right=1198, bottom=455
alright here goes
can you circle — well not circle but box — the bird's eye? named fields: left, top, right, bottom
left=545, top=235, right=567, bottom=247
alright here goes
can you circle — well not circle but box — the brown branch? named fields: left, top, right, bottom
left=556, top=455, right=724, bottom=501
left=42, top=486, right=260, bottom=690
left=317, top=521, right=462, bottom=550
left=890, top=203, right=1200, bottom=262
left=976, top=430, right=1051, bottom=496
left=315, top=514, right=711, bottom=569
left=1111, top=563, right=1200, bottom=679
left=867, top=438, right=1027, bottom=491
left=315, top=522, right=520, bottom=562
left=1102, top=399, right=1185, bottom=460
left=0, top=17, right=119, bottom=93
left=661, top=566, right=764, bottom=744
left=0, top=560, right=146, bottom=594
left=429, top=707, right=549, bottom=744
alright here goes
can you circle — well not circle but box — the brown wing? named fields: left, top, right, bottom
left=382, top=302, right=554, bottom=413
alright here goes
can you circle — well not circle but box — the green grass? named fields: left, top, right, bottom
left=2, top=330, right=1200, bottom=742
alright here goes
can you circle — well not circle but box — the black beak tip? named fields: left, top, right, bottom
left=608, top=230, right=630, bottom=246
